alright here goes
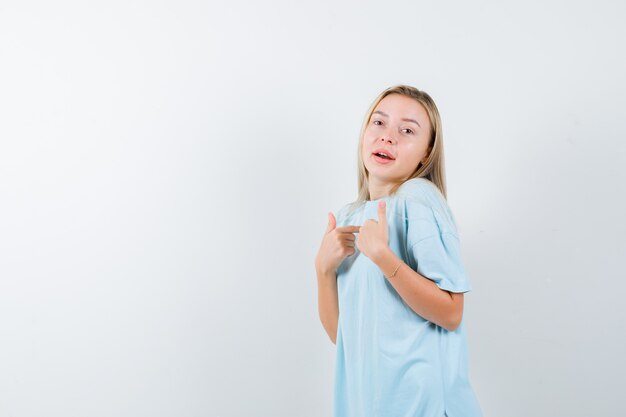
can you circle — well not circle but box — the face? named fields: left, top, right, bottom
left=362, top=93, right=432, bottom=184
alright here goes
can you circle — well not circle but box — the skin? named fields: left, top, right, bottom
left=362, top=93, right=433, bottom=200
left=316, top=93, right=464, bottom=342
left=357, top=200, right=464, bottom=331
left=357, top=93, right=464, bottom=331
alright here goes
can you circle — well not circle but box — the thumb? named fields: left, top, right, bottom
left=378, top=200, right=387, bottom=227
left=325, top=212, right=336, bottom=233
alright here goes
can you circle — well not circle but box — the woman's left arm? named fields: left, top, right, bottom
left=371, top=247, right=464, bottom=332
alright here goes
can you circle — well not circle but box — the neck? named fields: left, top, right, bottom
left=367, top=177, right=396, bottom=200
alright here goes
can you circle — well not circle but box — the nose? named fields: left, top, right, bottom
left=380, top=125, right=396, bottom=144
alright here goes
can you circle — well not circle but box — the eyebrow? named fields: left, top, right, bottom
left=372, top=110, right=421, bottom=128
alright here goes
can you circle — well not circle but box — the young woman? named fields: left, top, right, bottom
left=315, top=85, right=483, bottom=417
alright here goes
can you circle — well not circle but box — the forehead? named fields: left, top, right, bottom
left=374, top=94, right=428, bottom=121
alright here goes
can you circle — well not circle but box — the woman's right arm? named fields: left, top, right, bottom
left=315, top=210, right=359, bottom=345
left=316, top=268, right=339, bottom=344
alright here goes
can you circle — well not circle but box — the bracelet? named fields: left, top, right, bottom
left=385, top=262, right=402, bottom=279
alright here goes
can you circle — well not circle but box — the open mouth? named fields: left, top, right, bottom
left=372, top=151, right=395, bottom=161
left=373, top=152, right=393, bottom=160
left=372, top=153, right=395, bottom=164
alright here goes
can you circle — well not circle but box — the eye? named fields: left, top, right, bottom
left=403, top=128, right=414, bottom=134
left=372, top=120, right=382, bottom=126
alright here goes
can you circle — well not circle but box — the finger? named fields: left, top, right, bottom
left=340, top=238, right=355, bottom=247
left=378, top=200, right=388, bottom=228
left=340, top=234, right=356, bottom=242
left=325, top=212, right=336, bottom=233
left=335, top=225, right=361, bottom=233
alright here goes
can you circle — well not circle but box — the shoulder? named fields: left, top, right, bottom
left=335, top=201, right=362, bottom=225
left=395, top=178, right=459, bottom=235
left=396, top=177, right=444, bottom=204
left=395, top=178, right=442, bottom=217
left=336, top=202, right=351, bottom=220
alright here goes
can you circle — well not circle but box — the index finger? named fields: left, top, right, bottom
left=335, top=225, right=361, bottom=233
left=378, top=200, right=387, bottom=227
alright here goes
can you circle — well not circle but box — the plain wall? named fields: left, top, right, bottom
left=1, top=1, right=625, bottom=416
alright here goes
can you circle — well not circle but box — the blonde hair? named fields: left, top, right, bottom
left=347, top=84, right=448, bottom=213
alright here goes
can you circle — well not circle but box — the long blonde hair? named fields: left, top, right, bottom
left=347, top=84, right=448, bottom=213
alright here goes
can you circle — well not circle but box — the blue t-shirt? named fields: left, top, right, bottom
left=333, top=177, right=483, bottom=417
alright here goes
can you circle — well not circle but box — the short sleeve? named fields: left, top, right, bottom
left=404, top=189, right=471, bottom=292
left=404, top=199, right=440, bottom=243
left=409, top=232, right=472, bottom=293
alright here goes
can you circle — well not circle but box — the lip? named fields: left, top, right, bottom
left=372, top=153, right=395, bottom=164
left=372, top=148, right=396, bottom=160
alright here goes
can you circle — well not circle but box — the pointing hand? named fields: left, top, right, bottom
left=315, top=211, right=361, bottom=275
left=356, top=200, right=389, bottom=262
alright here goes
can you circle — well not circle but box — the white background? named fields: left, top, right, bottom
left=1, top=1, right=625, bottom=416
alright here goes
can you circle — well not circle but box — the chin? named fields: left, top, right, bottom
left=365, top=161, right=395, bottom=175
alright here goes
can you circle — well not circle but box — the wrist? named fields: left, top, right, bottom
left=372, top=246, right=403, bottom=279
left=371, top=245, right=392, bottom=265
left=315, top=264, right=336, bottom=279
